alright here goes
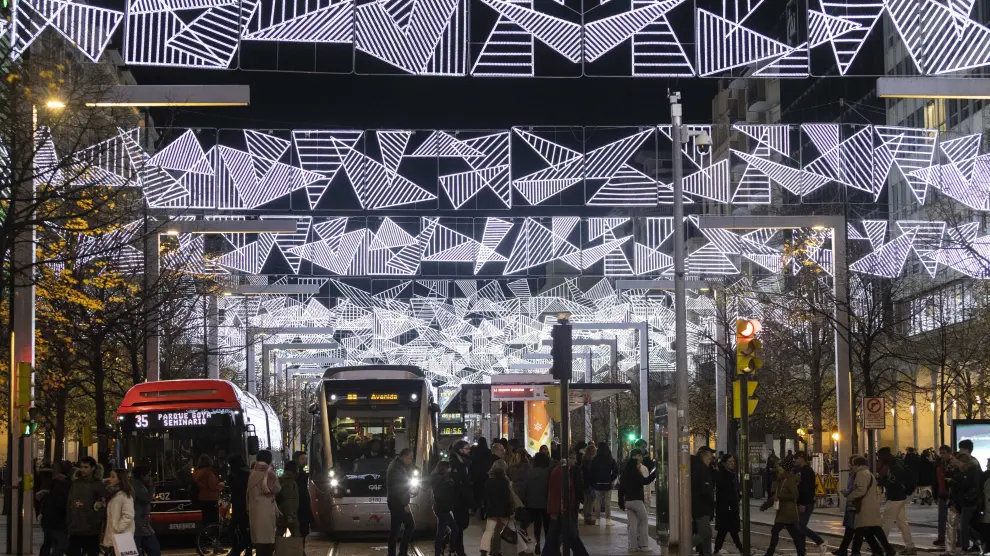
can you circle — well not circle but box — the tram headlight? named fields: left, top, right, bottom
left=411, top=393, right=418, bottom=401
left=330, top=394, right=337, bottom=401
left=412, top=469, right=420, bottom=478
left=330, top=478, right=339, bottom=488
left=329, top=469, right=336, bottom=478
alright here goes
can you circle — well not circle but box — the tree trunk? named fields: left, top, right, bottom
left=54, top=387, right=66, bottom=463
left=93, top=349, right=108, bottom=465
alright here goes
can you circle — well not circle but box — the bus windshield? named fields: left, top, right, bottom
left=121, top=426, right=237, bottom=482
left=328, top=409, right=418, bottom=475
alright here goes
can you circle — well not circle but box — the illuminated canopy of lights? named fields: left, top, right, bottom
left=11, top=0, right=990, bottom=76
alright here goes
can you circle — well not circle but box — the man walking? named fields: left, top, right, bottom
left=935, top=446, right=952, bottom=547
left=878, top=447, right=916, bottom=555
left=692, top=447, right=716, bottom=556
left=794, top=451, right=828, bottom=556
left=292, top=451, right=313, bottom=541
left=66, top=457, right=105, bottom=556
left=387, top=448, right=416, bottom=556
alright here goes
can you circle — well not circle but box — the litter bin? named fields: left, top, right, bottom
left=752, top=474, right=764, bottom=499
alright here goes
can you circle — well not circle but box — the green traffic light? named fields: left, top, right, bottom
left=627, top=432, right=635, bottom=441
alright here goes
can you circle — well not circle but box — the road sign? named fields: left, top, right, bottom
left=863, top=397, right=886, bottom=429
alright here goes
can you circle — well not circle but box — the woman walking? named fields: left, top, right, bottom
left=480, top=459, right=515, bottom=556
left=246, top=450, right=281, bottom=556
left=525, top=452, right=552, bottom=555
left=590, top=442, right=618, bottom=527
left=847, top=456, right=895, bottom=556
left=831, top=456, right=862, bottom=556
left=714, top=454, right=744, bottom=555
left=102, top=469, right=136, bottom=556
left=621, top=449, right=655, bottom=553
left=760, top=465, right=805, bottom=556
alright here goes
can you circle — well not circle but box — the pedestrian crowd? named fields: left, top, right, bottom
left=34, top=449, right=313, bottom=556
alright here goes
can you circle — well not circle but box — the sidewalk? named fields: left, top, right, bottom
left=0, top=514, right=46, bottom=552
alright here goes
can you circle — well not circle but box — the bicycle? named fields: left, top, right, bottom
left=196, top=493, right=239, bottom=555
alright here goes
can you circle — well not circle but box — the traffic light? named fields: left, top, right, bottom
left=626, top=431, right=636, bottom=442
left=735, top=319, right=763, bottom=373
left=551, top=319, right=572, bottom=381
left=733, top=379, right=759, bottom=418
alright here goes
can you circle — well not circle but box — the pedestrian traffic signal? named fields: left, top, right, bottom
left=733, top=380, right=759, bottom=418
left=735, top=319, right=763, bottom=373
left=551, top=319, right=573, bottom=381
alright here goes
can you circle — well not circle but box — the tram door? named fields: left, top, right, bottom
left=653, top=402, right=678, bottom=547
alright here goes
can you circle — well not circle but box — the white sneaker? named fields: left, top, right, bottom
left=607, top=518, right=614, bottom=527
left=819, top=543, right=829, bottom=556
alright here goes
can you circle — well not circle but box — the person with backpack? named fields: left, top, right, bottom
left=877, top=447, right=916, bottom=555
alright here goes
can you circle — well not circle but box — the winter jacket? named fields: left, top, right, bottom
left=246, top=462, right=281, bottom=545
left=524, top=466, right=550, bottom=510
left=386, top=457, right=413, bottom=511
left=547, top=463, right=582, bottom=518
left=949, top=457, right=982, bottom=509
left=796, top=465, right=817, bottom=506
left=691, top=455, right=715, bottom=519
left=773, top=474, right=800, bottom=525
left=132, top=480, right=155, bottom=537
left=484, top=474, right=515, bottom=518
left=509, top=464, right=530, bottom=501
left=620, top=459, right=654, bottom=503
left=41, top=474, right=70, bottom=531
left=102, top=490, right=136, bottom=546
left=449, top=453, right=474, bottom=511
left=715, top=466, right=741, bottom=533
left=228, top=464, right=250, bottom=522
left=277, top=472, right=300, bottom=537
left=296, top=468, right=312, bottom=530
left=937, top=458, right=950, bottom=497
left=430, top=469, right=457, bottom=513
left=193, top=467, right=222, bottom=502
left=66, top=473, right=106, bottom=535
left=847, top=466, right=882, bottom=528
left=880, top=459, right=908, bottom=502
left=590, top=455, right=619, bottom=491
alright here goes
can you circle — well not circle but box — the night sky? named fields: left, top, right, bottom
left=132, top=69, right=720, bottom=131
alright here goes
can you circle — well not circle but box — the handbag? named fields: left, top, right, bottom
left=275, top=535, right=306, bottom=556
left=500, top=520, right=519, bottom=545
left=111, top=533, right=139, bottom=556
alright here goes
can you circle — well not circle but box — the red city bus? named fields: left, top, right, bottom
left=115, top=379, right=283, bottom=536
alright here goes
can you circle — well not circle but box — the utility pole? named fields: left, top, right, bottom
left=670, top=91, right=693, bottom=556
left=552, top=313, right=572, bottom=556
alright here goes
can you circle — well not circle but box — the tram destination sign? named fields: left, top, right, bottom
left=125, top=409, right=236, bottom=429
left=329, top=391, right=404, bottom=403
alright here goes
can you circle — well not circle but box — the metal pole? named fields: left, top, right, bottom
left=832, top=220, right=854, bottom=480
left=715, top=309, right=728, bottom=455
left=740, top=373, right=751, bottom=556
left=561, top=376, right=571, bottom=556
left=145, top=232, right=160, bottom=382
left=207, top=295, right=219, bottom=379
left=246, top=328, right=256, bottom=394
left=671, top=91, right=693, bottom=556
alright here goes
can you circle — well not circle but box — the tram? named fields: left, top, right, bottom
left=308, top=365, right=438, bottom=536
left=115, top=379, right=283, bottom=536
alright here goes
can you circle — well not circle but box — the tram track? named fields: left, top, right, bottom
left=326, top=540, right=428, bottom=556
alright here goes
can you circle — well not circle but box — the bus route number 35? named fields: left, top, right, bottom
left=135, top=415, right=149, bottom=428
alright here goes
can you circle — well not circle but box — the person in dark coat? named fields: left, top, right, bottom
left=292, top=451, right=313, bottom=540
left=40, top=461, right=72, bottom=556
left=526, top=452, right=552, bottom=554
left=431, top=461, right=464, bottom=556
left=226, top=454, right=252, bottom=556
left=620, top=449, right=656, bottom=552
left=480, top=459, right=514, bottom=556
left=793, top=451, right=826, bottom=553
left=132, top=465, right=161, bottom=556
left=386, top=449, right=416, bottom=556
left=692, top=447, right=716, bottom=556
left=448, top=440, right=474, bottom=552
left=715, top=454, right=744, bottom=555
left=470, top=438, right=492, bottom=519
left=590, top=442, right=618, bottom=526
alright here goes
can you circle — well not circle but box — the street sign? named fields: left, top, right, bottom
left=863, top=397, right=886, bottom=429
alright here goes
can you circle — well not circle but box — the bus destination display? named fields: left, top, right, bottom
left=128, top=409, right=234, bottom=429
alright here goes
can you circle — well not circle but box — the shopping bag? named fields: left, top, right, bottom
left=111, top=533, right=140, bottom=556
left=275, top=535, right=306, bottom=556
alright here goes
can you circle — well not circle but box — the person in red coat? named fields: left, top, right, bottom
left=543, top=448, right=589, bottom=556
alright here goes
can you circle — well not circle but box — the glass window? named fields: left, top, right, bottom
left=328, top=410, right=419, bottom=474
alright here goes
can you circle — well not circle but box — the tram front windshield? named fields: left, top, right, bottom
left=328, top=409, right=419, bottom=475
